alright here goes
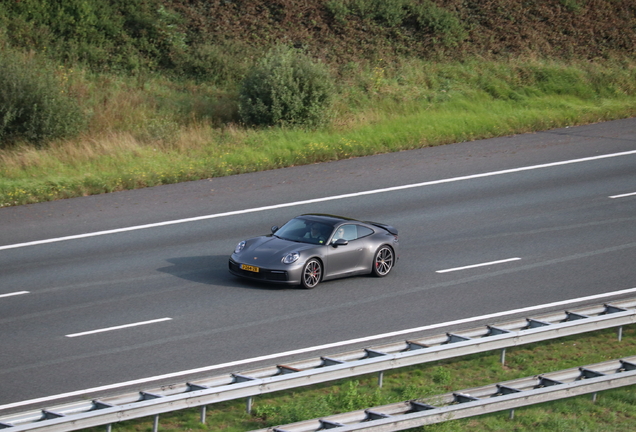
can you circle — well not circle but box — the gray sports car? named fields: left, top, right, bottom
left=229, top=214, right=399, bottom=289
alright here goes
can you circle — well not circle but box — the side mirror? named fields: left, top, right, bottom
left=332, top=238, right=349, bottom=247
left=271, top=226, right=279, bottom=233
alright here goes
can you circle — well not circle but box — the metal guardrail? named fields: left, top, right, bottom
left=253, top=356, right=636, bottom=432
left=1, top=298, right=635, bottom=431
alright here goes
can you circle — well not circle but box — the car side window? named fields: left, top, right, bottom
left=333, top=224, right=354, bottom=241
left=355, top=225, right=374, bottom=239
left=334, top=224, right=373, bottom=241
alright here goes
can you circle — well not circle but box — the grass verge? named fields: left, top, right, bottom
left=1, top=58, right=636, bottom=207
left=1, top=94, right=635, bottom=208
left=80, top=326, right=636, bottom=431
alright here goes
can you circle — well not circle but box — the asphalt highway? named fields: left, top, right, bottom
left=1, top=118, right=635, bottom=408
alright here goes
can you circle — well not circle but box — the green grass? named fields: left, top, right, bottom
left=2, top=57, right=636, bottom=207
left=79, top=326, right=636, bottom=431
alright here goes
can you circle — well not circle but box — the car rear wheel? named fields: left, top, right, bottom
left=301, top=259, right=322, bottom=289
left=372, top=246, right=394, bottom=277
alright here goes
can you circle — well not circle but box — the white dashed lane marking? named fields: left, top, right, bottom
left=65, top=318, right=173, bottom=338
left=0, top=291, right=29, bottom=299
left=436, top=258, right=522, bottom=274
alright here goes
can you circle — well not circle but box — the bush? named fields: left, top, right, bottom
left=179, top=42, right=250, bottom=86
left=0, top=52, right=86, bottom=147
left=0, top=0, right=184, bottom=74
left=346, top=0, right=409, bottom=26
left=409, top=1, right=467, bottom=48
left=238, top=45, right=334, bottom=128
left=325, top=0, right=351, bottom=26
left=376, top=0, right=409, bottom=27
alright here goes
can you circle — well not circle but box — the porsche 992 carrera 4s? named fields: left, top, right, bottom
left=229, top=214, right=399, bottom=289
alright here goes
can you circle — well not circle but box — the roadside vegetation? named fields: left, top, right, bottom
left=81, top=326, right=636, bottom=431
left=1, top=0, right=635, bottom=207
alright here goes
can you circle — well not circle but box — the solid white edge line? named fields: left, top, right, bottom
left=65, top=318, right=173, bottom=338
left=609, top=192, right=636, bottom=199
left=1, top=150, right=636, bottom=252
left=0, top=291, right=29, bottom=299
left=436, top=257, right=522, bottom=273
left=3, top=286, right=636, bottom=412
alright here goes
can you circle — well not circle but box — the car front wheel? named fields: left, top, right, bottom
left=301, top=259, right=322, bottom=289
left=372, top=246, right=394, bottom=277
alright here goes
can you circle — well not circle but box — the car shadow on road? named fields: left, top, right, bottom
left=157, top=255, right=293, bottom=290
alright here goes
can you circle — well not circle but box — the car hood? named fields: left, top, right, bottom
left=238, top=236, right=316, bottom=265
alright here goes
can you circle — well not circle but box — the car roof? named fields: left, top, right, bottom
left=298, top=214, right=359, bottom=227
left=297, top=214, right=398, bottom=236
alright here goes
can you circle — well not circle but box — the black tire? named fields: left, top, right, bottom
left=372, top=246, right=394, bottom=277
left=301, top=258, right=322, bottom=289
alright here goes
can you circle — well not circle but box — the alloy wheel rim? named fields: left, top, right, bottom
left=304, top=261, right=321, bottom=287
left=375, top=248, right=393, bottom=275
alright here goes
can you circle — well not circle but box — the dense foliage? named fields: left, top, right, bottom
left=0, top=0, right=634, bottom=146
left=167, top=0, right=636, bottom=66
left=0, top=0, right=184, bottom=73
left=2, top=0, right=635, bottom=78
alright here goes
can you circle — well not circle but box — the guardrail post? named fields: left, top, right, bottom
left=618, top=326, right=623, bottom=342
left=246, top=396, right=253, bottom=414
left=592, top=392, right=598, bottom=403
left=509, top=409, right=515, bottom=420
left=500, top=348, right=506, bottom=365
left=378, top=371, right=384, bottom=388
left=153, top=415, right=159, bottom=432
left=200, top=405, right=207, bottom=423
left=106, top=424, right=112, bottom=432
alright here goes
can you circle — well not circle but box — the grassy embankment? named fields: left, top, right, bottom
left=2, top=0, right=636, bottom=207
left=1, top=57, right=635, bottom=207
left=80, top=326, right=636, bottom=432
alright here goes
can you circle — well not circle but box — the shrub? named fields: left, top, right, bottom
left=0, top=0, right=184, bottom=74
left=560, top=0, right=585, bottom=13
left=409, top=1, right=467, bottom=48
left=371, top=0, right=409, bottom=27
left=348, top=0, right=409, bottom=26
left=238, top=45, right=334, bottom=128
left=0, top=52, right=86, bottom=147
left=325, top=0, right=466, bottom=48
left=325, top=0, right=351, bottom=26
left=179, top=42, right=250, bottom=86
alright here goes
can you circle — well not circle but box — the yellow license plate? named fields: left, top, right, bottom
left=241, top=264, right=260, bottom=273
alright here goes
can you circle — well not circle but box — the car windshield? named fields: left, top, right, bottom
left=274, top=218, right=333, bottom=245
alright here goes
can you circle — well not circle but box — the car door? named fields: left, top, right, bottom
left=325, top=224, right=373, bottom=278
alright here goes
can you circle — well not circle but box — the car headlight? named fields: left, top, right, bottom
left=234, top=241, right=246, bottom=254
left=282, top=252, right=300, bottom=264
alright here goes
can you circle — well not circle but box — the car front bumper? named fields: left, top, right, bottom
left=228, top=258, right=302, bottom=285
